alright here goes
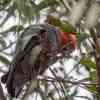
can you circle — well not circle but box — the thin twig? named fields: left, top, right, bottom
left=37, top=76, right=96, bottom=86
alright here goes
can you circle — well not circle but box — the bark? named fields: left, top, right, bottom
left=95, top=39, right=100, bottom=100
left=90, top=30, right=100, bottom=100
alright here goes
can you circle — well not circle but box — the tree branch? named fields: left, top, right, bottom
left=90, top=29, right=100, bottom=100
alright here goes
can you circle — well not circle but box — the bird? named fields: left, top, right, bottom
left=1, top=24, right=77, bottom=97
left=45, top=15, right=77, bottom=48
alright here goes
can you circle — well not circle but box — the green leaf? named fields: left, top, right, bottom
left=22, top=5, right=35, bottom=20
left=0, top=25, right=24, bottom=36
left=77, top=32, right=89, bottom=47
left=0, top=0, right=11, bottom=7
left=87, top=84, right=96, bottom=93
left=6, top=25, right=24, bottom=32
left=15, top=0, right=59, bottom=21
left=0, top=55, right=10, bottom=65
left=90, top=70, right=96, bottom=80
left=15, top=0, right=35, bottom=20
left=80, top=57, right=96, bottom=70
left=37, top=0, right=59, bottom=11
